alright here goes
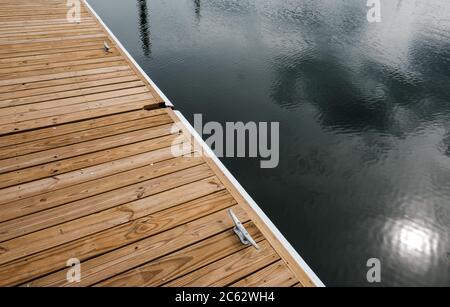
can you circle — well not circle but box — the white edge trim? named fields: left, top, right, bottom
left=174, top=110, right=325, bottom=287
left=83, top=0, right=174, bottom=107
left=84, top=0, right=324, bottom=287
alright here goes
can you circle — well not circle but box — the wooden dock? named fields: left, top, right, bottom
left=0, top=0, right=322, bottom=287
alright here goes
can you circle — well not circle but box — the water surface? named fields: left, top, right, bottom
left=89, top=0, right=450, bottom=286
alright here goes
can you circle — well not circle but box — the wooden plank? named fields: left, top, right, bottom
left=0, top=70, right=134, bottom=98
left=0, top=48, right=119, bottom=70
left=164, top=240, right=279, bottom=287
left=0, top=138, right=187, bottom=204
left=0, top=92, right=158, bottom=134
left=0, top=36, right=103, bottom=51
left=0, top=40, right=105, bottom=59
left=0, top=163, right=213, bottom=242
left=98, top=223, right=264, bottom=287
left=0, top=23, right=98, bottom=36
left=0, top=155, right=202, bottom=223
left=0, top=33, right=105, bottom=46
left=0, top=90, right=152, bottom=126
left=0, top=190, right=236, bottom=286
left=0, top=55, right=123, bottom=77
left=0, top=81, right=146, bottom=109
left=0, top=176, right=225, bottom=266
left=0, top=58, right=125, bottom=81
left=0, top=99, right=158, bottom=135
left=0, top=12, right=90, bottom=22
left=0, top=29, right=102, bottom=43
left=0, top=108, right=165, bottom=148
left=0, top=122, right=170, bottom=173
left=0, top=65, right=130, bottom=87
left=0, top=133, right=181, bottom=188
left=0, top=113, right=171, bottom=160
left=24, top=205, right=248, bottom=287
left=0, top=20, right=95, bottom=29
left=0, top=86, right=150, bottom=121
left=231, top=260, right=299, bottom=287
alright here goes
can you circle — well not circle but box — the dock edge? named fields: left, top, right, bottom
left=83, top=0, right=325, bottom=287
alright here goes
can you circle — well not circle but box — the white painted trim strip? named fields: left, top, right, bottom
left=174, top=110, right=325, bottom=287
left=83, top=0, right=174, bottom=107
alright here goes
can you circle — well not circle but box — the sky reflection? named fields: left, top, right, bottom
left=385, top=218, right=441, bottom=274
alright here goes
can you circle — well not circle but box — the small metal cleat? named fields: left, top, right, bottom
left=103, top=41, right=111, bottom=53
left=228, top=209, right=259, bottom=249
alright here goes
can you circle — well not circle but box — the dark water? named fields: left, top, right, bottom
left=88, top=0, right=450, bottom=286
